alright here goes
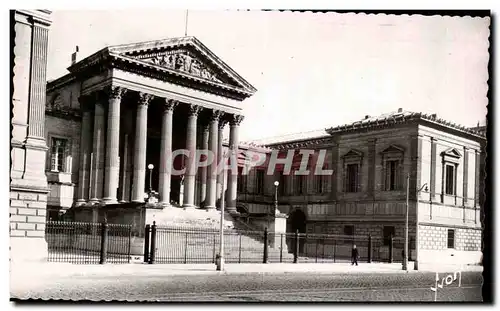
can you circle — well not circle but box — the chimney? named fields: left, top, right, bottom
left=71, top=46, right=79, bottom=65
left=397, top=108, right=403, bottom=113
left=364, top=115, right=370, bottom=120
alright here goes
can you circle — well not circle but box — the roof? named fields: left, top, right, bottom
left=326, top=109, right=486, bottom=139
left=249, top=129, right=330, bottom=146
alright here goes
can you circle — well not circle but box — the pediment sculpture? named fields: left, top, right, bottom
left=145, top=51, right=221, bottom=83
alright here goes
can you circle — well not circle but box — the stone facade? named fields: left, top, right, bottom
left=237, top=109, right=485, bottom=266
left=10, top=10, right=52, bottom=263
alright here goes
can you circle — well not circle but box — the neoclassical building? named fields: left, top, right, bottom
left=236, top=109, right=486, bottom=265
left=45, top=37, right=256, bottom=219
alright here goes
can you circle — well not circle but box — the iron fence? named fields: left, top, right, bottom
left=145, top=223, right=413, bottom=265
left=46, top=221, right=132, bottom=264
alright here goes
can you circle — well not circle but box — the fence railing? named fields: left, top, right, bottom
left=46, top=221, right=132, bottom=264
left=144, top=223, right=412, bottom=265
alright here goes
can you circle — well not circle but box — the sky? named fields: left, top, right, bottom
left=46, top=10, right=490, bottom=142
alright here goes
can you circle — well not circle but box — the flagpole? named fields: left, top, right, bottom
left=184, top=10, right=189, bottom=36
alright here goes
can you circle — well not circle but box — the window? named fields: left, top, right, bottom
left=385, top=160, right=400, bottom=191
left=383, top=226, right=395, bottom=246
left=50, top=137, right=67, bottom=172
left=346, top=164, right=359, bottom=193
left=294, top=175, right=304, bottom=194
left=255, top=170, right=264, bottom=195
left=445, top=164, right=456, bottom=195
left=447, top=229, right=455, bottom=249
left=381, top=145, right=405, bottom=191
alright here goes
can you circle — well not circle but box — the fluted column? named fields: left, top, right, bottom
left=131, top=92, right=153, bottom=202
left=216, top=119, right=228, bottom=208
left=226, top=114, right=244, bottom=213
left=103, top=86, right=127, bottom=204
left=159, top=99, right=178, bottom=206
left=183, top=104, right=202, bottom=209
left=205, top=110, right=222, bottom=209
left=89, top=96, right=106, bottom=203
left=76, top=95, right=93, bottom=206
left=199, top=123, right=210, bottom=206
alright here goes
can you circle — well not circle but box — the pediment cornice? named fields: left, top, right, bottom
left=63, top=36, right=256, bottom=100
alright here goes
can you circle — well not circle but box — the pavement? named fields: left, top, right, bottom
left=10, top=265, right=483, bottom=302
left=10, top=260, right=482, bottom=282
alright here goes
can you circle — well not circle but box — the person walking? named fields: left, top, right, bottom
left=351, top=244, right=359, bottom=266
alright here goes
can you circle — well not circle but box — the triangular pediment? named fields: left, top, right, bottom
left=381, top=144, right=405, bottom=154
left=107, top=36, right=256, bottom=95
left=441, top=148, right=462, bottom=158
left=342, top=149, right=364, bottom=159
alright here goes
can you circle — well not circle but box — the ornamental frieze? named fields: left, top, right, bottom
left=140, top=50, right=221, bottom=83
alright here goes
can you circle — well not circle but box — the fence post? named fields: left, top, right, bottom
left=238, top=233, right=242, bottom=264
left=389, top=234, right=394, bottom=263
left=293, top=230, right=299, bottom=263
left=368, top=234, right=372, bottom=263
left=127, top=226, right=132, bottom=264
left=149, top=221, right=156, bottom=264
left=279, top=234, right=283, bottom=263
left=99, top=220, right=108, bottom=265
left=315, top=238, right=319, bottom=263
left=263, top=228, right=269, bottom=263
left=334, top=239, right=336, bottom=263
left=144, top=224, right=150, bottom=263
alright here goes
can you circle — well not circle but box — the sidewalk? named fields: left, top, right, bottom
left=10, top=261, right=483, bottom=281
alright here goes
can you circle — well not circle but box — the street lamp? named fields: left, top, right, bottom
left=403, top=172, right=428, bottom=271
left=414, top=182, right=428, bottom=271
left=217, top=148, right=231, bottom=271
left=148, top=164, right=154, bottom=192
left=274, top=181, right=279, bottom=216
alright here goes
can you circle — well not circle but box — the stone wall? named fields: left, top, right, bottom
left=10, top=191, right=48, bottom=238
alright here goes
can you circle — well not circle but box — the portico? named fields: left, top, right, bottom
left=49, top=36, right=256, bottom=212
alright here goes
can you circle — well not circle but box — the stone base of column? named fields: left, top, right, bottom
left=89, top=198, right=101, bottom=205
left=204, top=205, right=216, bottom=211
left=183, top=204, right=196, bottom=210
left=74, top=200, right=87, bottom=207
left=226, top=207, right=239, bottom=215
left=102, top=198, right=118, bottom=205
left=10, top=237, right=48, bottom=264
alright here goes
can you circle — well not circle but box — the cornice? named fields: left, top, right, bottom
left=326, top=113, right=486, bottom=141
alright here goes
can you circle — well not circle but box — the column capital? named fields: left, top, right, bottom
left=218, top=118, right=229, bottom=130
left=210, top=110, right=224, bottom=122
left=106, top=86, right=128, bottom=100
left=230, top=114, right=244, bottom=126
left=138, top=92, right=154, bottom=106
left=188, top=104, right=202, bottom=116
left=164, top=99, right=179, bottom=111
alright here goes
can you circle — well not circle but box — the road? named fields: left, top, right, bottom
left=11, top=271, right=482, bottom=302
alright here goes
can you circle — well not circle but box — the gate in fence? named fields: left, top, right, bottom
left=46, top=221, right=132, bottom=264
left=143, top=222, right=409, bottom=265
